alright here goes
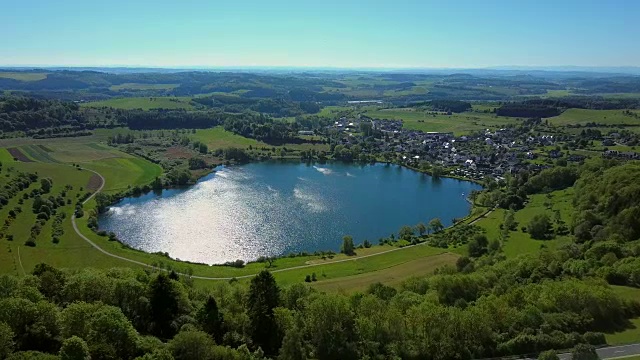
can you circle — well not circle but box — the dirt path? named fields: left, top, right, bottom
left=17, top=246, right=26, bottom=276
left=469, top=207, right=496, bottom=225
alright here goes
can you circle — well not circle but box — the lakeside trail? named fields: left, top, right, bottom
left=71, top=167, right=490, bottom=280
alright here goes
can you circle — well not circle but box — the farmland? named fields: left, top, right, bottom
left=547, top=108, right=640, bottom=126
left=0, top=71, right=48, bottom=81
left=364, top=108, right=518, bottom=135
left=109, top=83, right=179, bottom=91
left=82, top=96, right=196, bottom=110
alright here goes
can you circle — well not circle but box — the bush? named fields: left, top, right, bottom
left=24, top=238, right=36, bottom=247
left=582, top=332, right=606, bottom=346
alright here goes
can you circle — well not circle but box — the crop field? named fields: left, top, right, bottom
left=81, top=96, right=196, bottom=110
left=548, top=108, right=640, bottom=126
left=365, top=108, right=518, bottom=136
left=109, top=83, right=179, bottom=91
left=0, top=72, right=48, bottom=81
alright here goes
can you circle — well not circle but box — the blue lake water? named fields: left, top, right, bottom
left=98, top=162, right=481, bottom=264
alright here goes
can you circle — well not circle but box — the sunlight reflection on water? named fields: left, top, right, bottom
left=99, top=162, right=481, bottom=264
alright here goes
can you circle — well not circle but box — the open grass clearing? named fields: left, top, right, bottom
left=81, top=96, right=196, bottom=110
left=191, top=127, right=330, bottom=152
left=548, top=109, right=640, bottom=126
left=109, top=83, right=179, bottom=91
left=310, top=252, right=458, bottom=293
left=0, top=72, right=48, bottom=81
left=475, top=188, right=574, bottom=258
left=606, top=286, right=640, bottom=345
left=365, top=108, right=518, bottom=136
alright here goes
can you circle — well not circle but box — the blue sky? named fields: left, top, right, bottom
left=1, top=0, right=638, bottom=68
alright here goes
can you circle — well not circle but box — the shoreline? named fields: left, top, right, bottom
left=90, top=157, right=485, bottom=267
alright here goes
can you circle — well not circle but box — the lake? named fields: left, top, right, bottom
left=98, top=162, right=481, bottom=264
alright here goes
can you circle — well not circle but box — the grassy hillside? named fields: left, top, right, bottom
left=109, top=83, right=179, bottom=91
left=365, top=108, right=518, bottom=136
left=82, top=96, right=196, bottom=110
left=548, top=108, right=640, bottom=126
left=0, top=72, right=48, bottom=81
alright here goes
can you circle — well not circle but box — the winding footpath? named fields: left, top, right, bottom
left=71, top=167, right=458, bottom=280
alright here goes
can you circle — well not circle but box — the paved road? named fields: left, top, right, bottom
left=521, top=344, right=640, bottom=360
left=592, top=344, right=640, bottom=360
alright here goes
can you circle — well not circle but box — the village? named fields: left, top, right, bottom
left=325, top=115, right=639, bottom=181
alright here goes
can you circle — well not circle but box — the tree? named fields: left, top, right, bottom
left=399, top=225, right=414, bottom=240
left=87, top=306, right=139, bottom=360
left=59, top=336, right=90, bottom=360
left=571, top=344, right=599, bottom=360
left=538, top=349, right=560, bottom=360
left=197, top=296, right=224, bottom=343
left=503, top=209, right=517, bottom=231
left=305, top=295, right=358, bottom=360
left=429, top=218, right=444, bottom=234
left=278, top=321, right=306, bottom=360
left=431, top=165, right=444, bottom=178
left=416, top=222, right=427, bottom=236
left=40, top=178, right=52, bottom=193
left=149, top=273, right=185, bottom=339
left=468, top=234, right=489, bottom=258
left=0, top=322, right=14, bottom=359
left=528, top=214, right=552, bottom=240
left=168, top=330, right=215, bottom=360
left=248, top=270, right=281, bottom=356
left=341, top=236, right=355, bottom=256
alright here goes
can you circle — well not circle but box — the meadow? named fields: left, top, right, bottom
left=109, top=83, right=179, bottom=91
left=191, top=126, right=330, bottom=152
left=0, top=71, right=48, bottom=81
left=547, top=108, right=640, bottom=126
left=364, top=108, right=518, bottom=135
left=81, top=96, right=196, bottom=110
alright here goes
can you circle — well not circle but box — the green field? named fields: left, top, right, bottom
left=310, top=252, right=458, bottom=293
left=475, top=188, right=574, bottom=258
left=548, top=108, right=640, bottom=126
left=606, top=286, right=640, bottom=345
left=109, top=83, right=180, bottom=91
left=192, top=127, right=268, bottom=149
left=0, top=72, right=48, bottom=81
left=365, top=108, right=518, bottom=136
left=191, top=127, right=330, bottom=152
left=82, top=96, right=196, bottom=110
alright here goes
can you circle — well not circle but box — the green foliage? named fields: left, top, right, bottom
left=59, top=336, right=90, bottom=360
left=248, top=271, right=281, bottom=356
left=168, top=330, right=215, bottom=360
left=538, top=349, right=560, bottom=360
left=149, top=274, right=190, bottom=339
left=341, top=236, right=355, bottom=256
left=428, top=218, right=444, bottom=234
left=571, top=343, right=599, bottom=360
left=197, top=296, right=224, bottom=343
left=0, top=322, right=14, bottom=359
left=526, top=166, right=579, bottom=194
left=528, top=214, right=553, bottom=240
left=574, top=161, right=640, bottom=242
